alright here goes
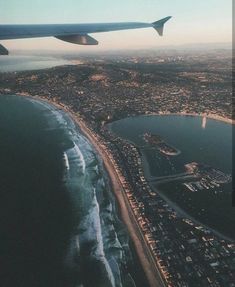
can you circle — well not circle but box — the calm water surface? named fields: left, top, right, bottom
left=109, top=115, right=234, bottom=239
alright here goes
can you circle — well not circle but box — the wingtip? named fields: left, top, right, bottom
left=162, top=16, right=172, bottom=22
left=152, top=16, right=172, bottom=36
left=152, top=16, right=172, bottom=25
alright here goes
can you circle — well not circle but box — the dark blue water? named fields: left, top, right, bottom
left=108, top=115, right=234, bottom=239
left=0, top=95, right=143, bottom=287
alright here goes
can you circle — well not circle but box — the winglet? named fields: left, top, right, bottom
left=152, top=16, right=172, bottom=36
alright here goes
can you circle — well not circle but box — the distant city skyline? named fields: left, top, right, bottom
left=0, top=0, right=232, bottom=52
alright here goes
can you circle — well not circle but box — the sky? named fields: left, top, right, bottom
left=0, top=0, right=232, bottom=52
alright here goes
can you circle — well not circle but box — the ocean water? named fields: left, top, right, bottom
left=108, top=115, right=234, bottom=239
left=0, top=95, right=143, bottom=287
left=0, top=55, right=69, bottom=72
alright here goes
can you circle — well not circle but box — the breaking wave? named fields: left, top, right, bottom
left=29, top=98, right=136, bottom=287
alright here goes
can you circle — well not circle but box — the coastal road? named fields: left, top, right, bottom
left=74, top=114, right=167, bottom=287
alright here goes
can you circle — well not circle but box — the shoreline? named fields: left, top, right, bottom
left=138, top=149, right=234, bottom=242
left=150, top=183, right=234, bottom=243
left=32, top=96, right=166, bottom=287
left=4, top=93, right=234, bottom=285
left=144, top=112, right=234, bottom=125
left=1, top=91, right=234, bottom=126
left=111, top=114, right=234, bottom=243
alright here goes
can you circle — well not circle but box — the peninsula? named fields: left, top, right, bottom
left=0, top=49, right=233, bottom=287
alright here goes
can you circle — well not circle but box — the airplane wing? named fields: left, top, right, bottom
left=0, top=16, right=171, bottom=55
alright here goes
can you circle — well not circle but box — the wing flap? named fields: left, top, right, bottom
left=55, top=34, right=98, bottom=45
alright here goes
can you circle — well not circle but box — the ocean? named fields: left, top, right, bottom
left=0, top=95, right=146, bottom=287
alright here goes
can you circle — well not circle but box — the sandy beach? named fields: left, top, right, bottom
left=37, top=97, right=166, bottom=287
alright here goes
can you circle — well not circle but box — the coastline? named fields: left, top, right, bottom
left=4, top=92, right=233, bottom=286
left=1, top=91, right=234, bottom=126
left=150, top=183, right=234, bottom=243
left=60, top=105, right=166, bottom=287
left=32, top=96, right=166, bottom=287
